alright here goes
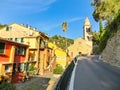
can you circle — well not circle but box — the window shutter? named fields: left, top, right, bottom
left=21, top=38, right=24, bottom=42
left=6, top=26, right=9, bottom=31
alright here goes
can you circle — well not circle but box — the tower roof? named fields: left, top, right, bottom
left=84, top=17, right=91, bottom=26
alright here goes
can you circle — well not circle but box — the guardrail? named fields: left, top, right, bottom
left=54, top=57, right=78, bottom=90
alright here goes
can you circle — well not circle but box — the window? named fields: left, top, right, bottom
left=5, top=65, right=11, bottom=73
left=15, top=38, right=24, bottom=43
left=0, top=42, right=5, bottom=54
left=79, top=42, right=82, bottom=45
left=13, top=63, right=16, bottom=73
left=56, top=57, right=60, bottom=60
left=18, top=63, right=25, bottom=72
left=15, top=47, right=26, bottom=55
left=8, top=38, right=13, bottom=41
left=45, top=42, right=48, bottom=48
left=39, top=38, right=45, bottom=48
left=86, top=28, right=90, bottom=32
left=9, top=26, right=12, bottom=30
left=20, top=63, right=24, bottom=71
left=15, top=38, right=17, bottom=42
left=62, top=57, right=66, bottom=61
left=87, top=36, right=92, bottom=41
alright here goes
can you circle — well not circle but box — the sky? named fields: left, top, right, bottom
left=0, top=0, right=99, bottom=40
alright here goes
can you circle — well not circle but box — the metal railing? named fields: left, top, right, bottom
left=54, top=57, right=78, bottom=90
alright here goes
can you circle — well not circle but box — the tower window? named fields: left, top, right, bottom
left=86, top=28, right=90, bottom=32
left=87, top=36, right=92, bottom=41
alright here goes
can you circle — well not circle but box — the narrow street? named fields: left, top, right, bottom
left=72, top=56, right=120, bottom=90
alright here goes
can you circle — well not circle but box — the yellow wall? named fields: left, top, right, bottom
left=48, top=42, right=66, bottom=68
left=24, top=38, right=37, bottom=49
left=68, top=38, right=92, bottom=57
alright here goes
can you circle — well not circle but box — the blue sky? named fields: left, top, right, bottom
left=0, top=0, right=99, bottom=40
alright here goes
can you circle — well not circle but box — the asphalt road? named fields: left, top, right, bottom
left=74, top=56, right=120, bottom=90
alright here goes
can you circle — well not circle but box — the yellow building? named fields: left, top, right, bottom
left=68, top=17, right=93, bottom=58
left=48, top=42, right=67, bottom=68
left=0, top=23, right=51, bottom=75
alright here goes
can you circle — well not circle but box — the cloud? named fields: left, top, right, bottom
left=38, top=17, right=84, bottom=31
left=0, top=0, right=57, bottom=15
left=67, top=17, right=83, bottom=23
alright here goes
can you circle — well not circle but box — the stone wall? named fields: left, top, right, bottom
left=101, top=31, right=120, bottom=67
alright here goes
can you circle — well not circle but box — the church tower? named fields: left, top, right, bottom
left=83, top=17, right=92, bottom=41
left=83, top=17, right=93, bottom=53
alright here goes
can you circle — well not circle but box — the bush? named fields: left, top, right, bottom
left=0, top=81, right=17, bottom=90
left=53, top=65, right=64, bottom=74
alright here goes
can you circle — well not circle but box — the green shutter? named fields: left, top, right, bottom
left=6, top=26, right=9, bottom=31
left=0, top=42, right=5, bottom=54
left=15, top=38, right=17, bottom=41
left=21, top=38, right=24, bottom=42
left=24, top=63, right=27, bottom=71
left=10, top=38, right=13, bottom=41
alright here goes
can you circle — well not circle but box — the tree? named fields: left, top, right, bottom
left=62, top=22, right=68, bottom=32
left=92, top=31, right=100, bottom=45
left=92, top=0, right=120, bottom=23
left=91, top=0, right=120, bottom=53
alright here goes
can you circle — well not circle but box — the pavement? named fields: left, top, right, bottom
left=69, top=55, right=120, bottom=90
left=15, top=73, right=60, bottom=90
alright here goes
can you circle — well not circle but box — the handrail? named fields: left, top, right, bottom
left=54, top=57, right=78, bottom=90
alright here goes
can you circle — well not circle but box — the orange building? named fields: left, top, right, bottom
left=0, top=23, right=54, bottom=75
left=0, top=38, right=29, bottom=83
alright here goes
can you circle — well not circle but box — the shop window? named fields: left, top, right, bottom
left=0, top=42, right=5, bottom=54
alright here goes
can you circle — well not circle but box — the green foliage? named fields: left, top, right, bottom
left=92, top=31, right=100, bottom=45
left=29, top=64, right=34, bottom=71
left=0, top=24, right=6, bottom=29
left=62, top=22, right=68, bottom=32
left=98, top=29, right=111, bottom=53
left=53, top=65, right=64, bottom=74
left=92, top=0, right=120, bottom=54
left=108, top=11, right=120, bottom=33
left=49, top=35, right=74, bottom=51
left=92, top=0, right=120, bottom=22
left=0, top=81, right=17, bottom=90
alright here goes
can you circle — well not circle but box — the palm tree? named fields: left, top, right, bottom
left=62, top=22, right=68, bottom=66
left=62, top=22, right=68, bottom=32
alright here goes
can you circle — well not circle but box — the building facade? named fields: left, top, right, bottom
left=48, top=42, right=67, bottom=68
left=68, top=17, right=93, bottom=58
left=0, top=23, right=52, bottom=75
left=0, top=38, right=29, bottom=83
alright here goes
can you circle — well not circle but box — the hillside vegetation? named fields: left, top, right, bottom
left=0, top=24, right=6, bottom=29
left=49, top=35, right=74, bottom=51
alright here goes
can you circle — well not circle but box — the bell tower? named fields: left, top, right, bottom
left=83, top=17, right=93, bottom=48
left=83, top=17, right=92, bottom=41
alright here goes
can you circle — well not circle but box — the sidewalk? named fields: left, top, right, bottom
left=15, top=74, right=61, bottom=90
left=15, top=75, right=50, bottom=90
